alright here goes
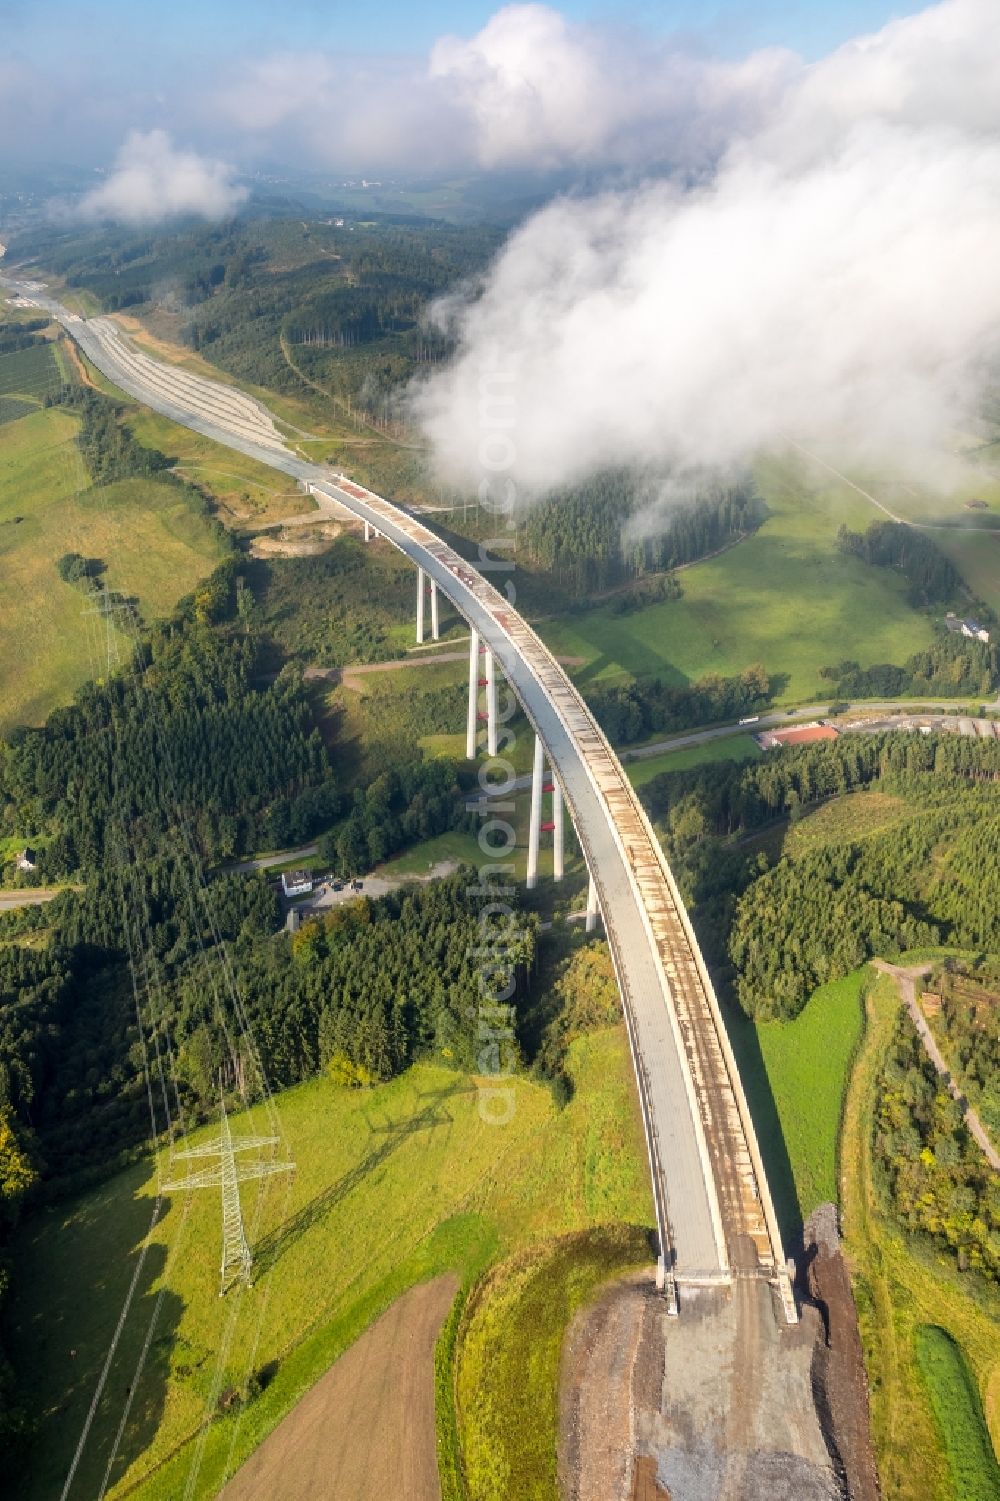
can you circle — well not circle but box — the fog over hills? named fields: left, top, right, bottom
left=6, top=2, right=998, bottom=501
left=410, top=0, right=1000, bottom=497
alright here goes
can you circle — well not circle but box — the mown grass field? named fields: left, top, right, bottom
left=379, top=792, right=589, bottom=894
left=0, top=406, right=227, bottom=731
left=448, top=1225, right=649, bottom=1501
left=798, top=447, right=1000, bottom=615
left=933, top=528, right=1000, bottom=616
left=625, top=732, right=762, bottom=788
left=915, top=1324, right=1000, bottom=1501
left=0, top=342, right=63, bottom=404
left=841, top=968, right=1000, bottom=1501
left=326, top=649, right=536, bottom=784
left=751, top=970, right=867, bottom=1228
left=539, top=452, right=935, bottom=705
left=10, top=1027, right=651, bottom=1500
left=375, top=828, right=486, bottom=877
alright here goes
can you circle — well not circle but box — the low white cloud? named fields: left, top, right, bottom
left=428, top=4, right=794, bottom=172
left=412, top=0, right=1000, bottom=496
left=77, top=130, right=247, bottom=225
left=208, top=5, right=796, bottom=176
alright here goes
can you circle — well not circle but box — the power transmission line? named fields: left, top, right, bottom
left=163, top=1090, right=294, bottom=1296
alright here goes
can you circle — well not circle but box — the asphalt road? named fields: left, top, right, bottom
left=625, top=700, right=1000, bottom=762
left=0, top=889, right=60, bottom=910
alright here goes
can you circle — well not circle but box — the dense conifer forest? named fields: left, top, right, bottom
left=588, top=663, right=772, bottom=743
left=642, top=733, right=1000, bottom=1018
left=0, top=558, right=492, bottom=1450
left=515, top=475, right=765, bottom=595
left=643, top=739, right=1000, bottom=1289
left=9, top=215, right=503, bottom=423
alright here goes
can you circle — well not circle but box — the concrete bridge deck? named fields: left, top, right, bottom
left=12, top=282, right=794, bottom=1314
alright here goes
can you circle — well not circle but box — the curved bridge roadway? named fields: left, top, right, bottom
left=26, top=292, right=795, bottom=1318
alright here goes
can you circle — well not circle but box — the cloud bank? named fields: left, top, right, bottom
left=412, top=0, right=1000, bottom=495
left=209, top=5, right=796, bottom=176
left=76, top=131, right=248, bottom=225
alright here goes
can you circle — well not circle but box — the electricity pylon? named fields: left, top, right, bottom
left=163, top=1094, right=294, bottom=1295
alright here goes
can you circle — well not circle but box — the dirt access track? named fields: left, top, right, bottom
left=560, top=1267, right=842, bottom=1501
left=219, top=1273, right=458, bottom=1501
left=561, top=1207, right=882, bottom=1501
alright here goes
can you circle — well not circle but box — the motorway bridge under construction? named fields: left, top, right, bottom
left=15, top=282, right=797, bottom=1325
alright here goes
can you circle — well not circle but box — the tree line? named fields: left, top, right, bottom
left=874, top=996, right=998, bottom=1284
left=45, top=383, right=171, bottom=484
left=589, top=663, right=772, bottom=744
left=930, top=961, right=1000, bottom=1138
left=837, top=520, right=968, bottom=608
left=517, top=474, right=764, bottom=597
left=0, top=577, right=512, bottom=1456
left=0, top=318, right=49, bottom=356
left=3, top=624, right=341, bottom=873
left=820, top=634, right=997, bottom=700
left=641, top=733, right=1000, bottom=1019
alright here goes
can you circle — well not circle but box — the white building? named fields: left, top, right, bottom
left=281, top=869, right=313, bottom=898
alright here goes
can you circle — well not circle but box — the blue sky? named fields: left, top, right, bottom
left=0, top=0, right=928, bottom=172
left=7, top=0, right=912, bottom=64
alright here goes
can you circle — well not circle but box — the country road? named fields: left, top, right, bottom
left=872, top=961, right=1000, bottom=1173
left=624, top=698, right=1000, bottom=762
left=0, top=889, right=61, bottom=910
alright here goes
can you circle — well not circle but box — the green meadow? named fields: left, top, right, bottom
left=539, top=452, right=936, bottom=705
left=0, top=405, right=227, bottom=731
left=751, top=970, right=867, bottom=1228
left=915, top=1324, right=1000, bottom=1501
left=10, top=1028, right=651, bottom=1500
left=625, top=732, right=762, bottom=788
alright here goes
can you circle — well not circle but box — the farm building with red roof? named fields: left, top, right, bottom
left=756, top=723, right=840, bottom=750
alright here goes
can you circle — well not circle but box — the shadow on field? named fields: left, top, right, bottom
left=723, top=997, right=804, bottom=1249
left=21, top=1187, right=185, bottom=1500
left=103, top=1236, right=184, bottom=1496
left=251, top=1084, right=464, bottom=1278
